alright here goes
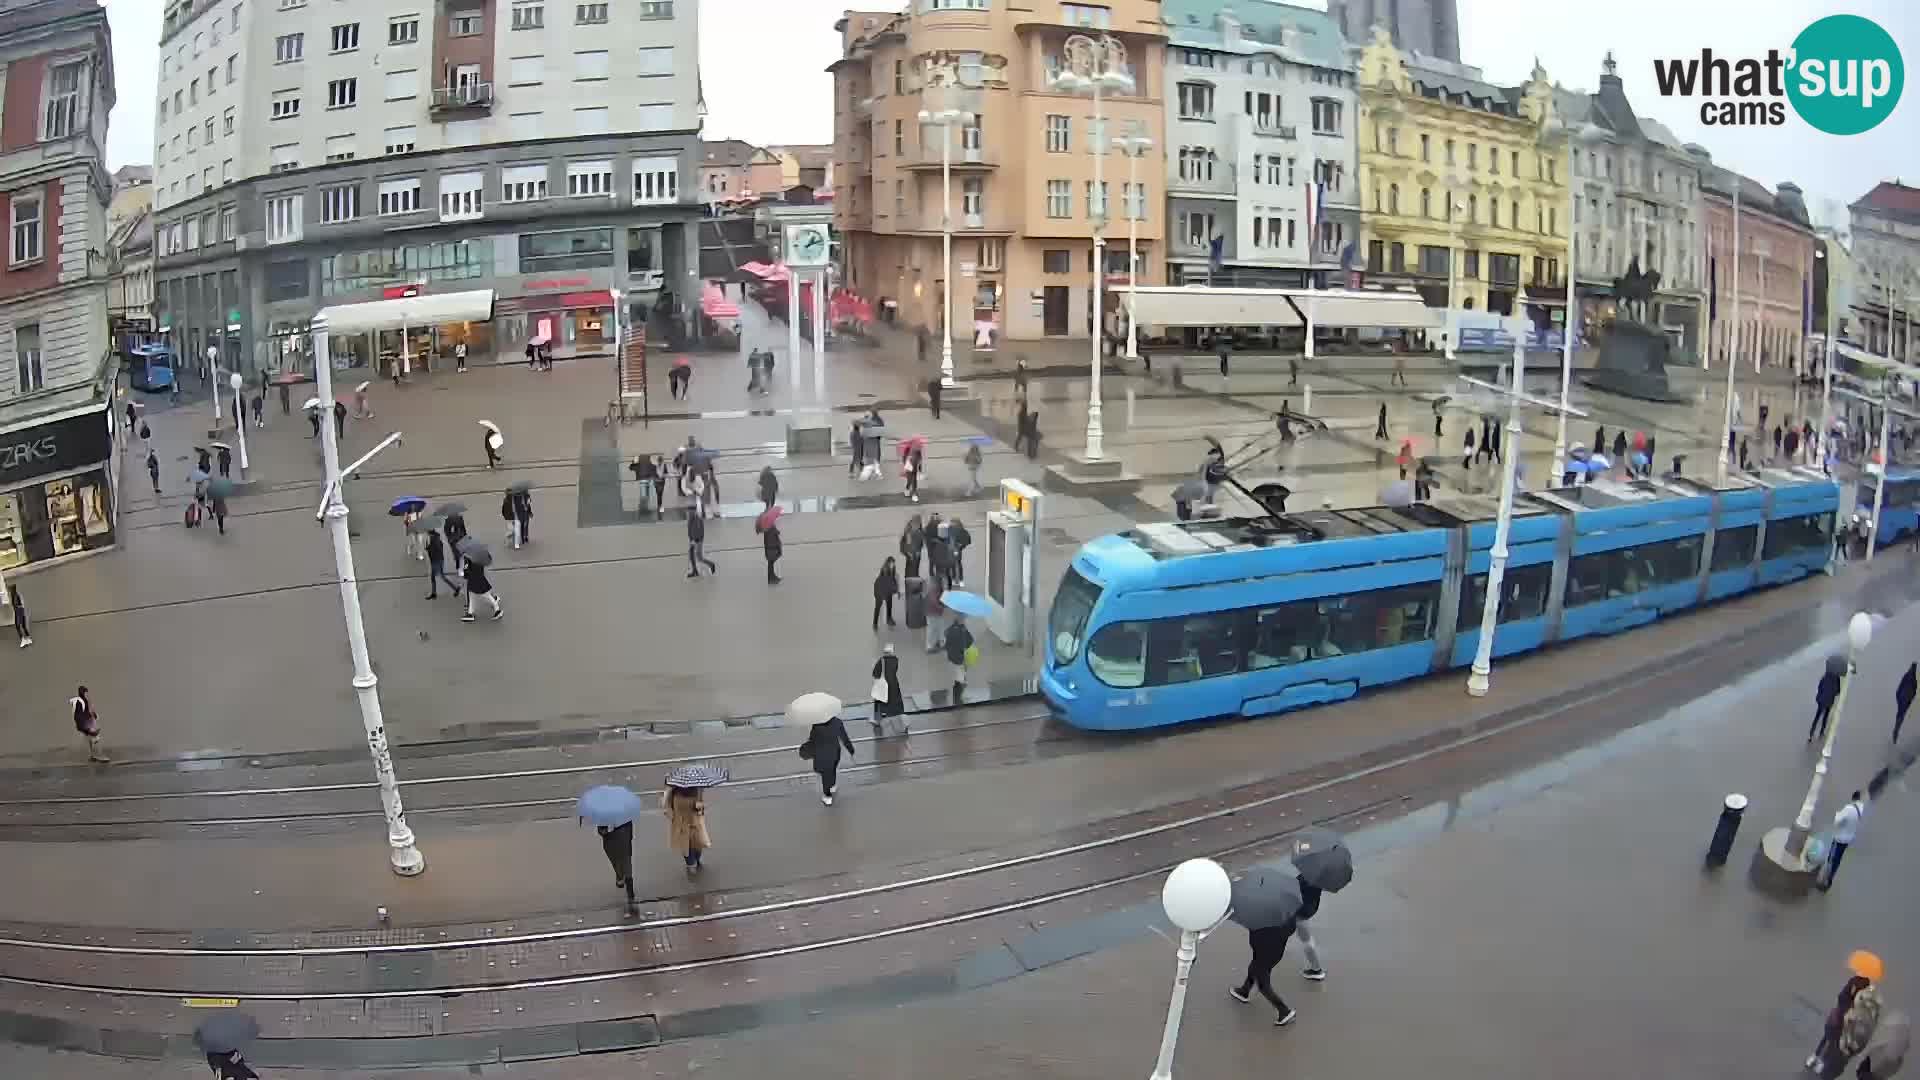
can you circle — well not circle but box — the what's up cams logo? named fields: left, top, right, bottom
left=1653, top=14, right=1903, bottom=135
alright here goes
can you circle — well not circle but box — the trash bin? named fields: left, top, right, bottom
left=1704, top=792, right=1748, bottom=868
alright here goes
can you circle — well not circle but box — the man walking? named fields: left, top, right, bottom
left=1818, top=791, right=1865, bottom=891
left=455, top=340, right=468, bottom=373
left=686, top=510, right=717, bottom=578
left=1229, top=920, right=1298, bottom=1027
left=424, top=529, right=461, bottom=599
left=460, top=555, right=503, bottom=623
left=1217, top=338, right=1231, bottom=381
left=71, top=686, right=108, bottom=763
left=146, top=449, right=161, bottom=494
left=1810, top=664, right=1844, bottom=743
left=9, top=583, right=30, bottom=648
left=928, top=377, right=943, bottom=420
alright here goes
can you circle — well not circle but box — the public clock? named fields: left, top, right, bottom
left=786, top=224, right=831, bottom=267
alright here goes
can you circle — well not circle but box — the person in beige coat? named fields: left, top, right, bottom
left=666, top=787, right=711, bottom=877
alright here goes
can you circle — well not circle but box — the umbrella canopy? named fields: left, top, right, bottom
left=193, top=1011, right=261, bottom=1056
left=390, top=496, right=429, bottom=517
left=209, top=440, right=232, bottom=451
left=1569, top=443, right=1590, bottom=459
left=1228, top=865, right=1303, bottom=931
left=664, top=764, right=731, bottom=789
left=461, top=541, right=494, bottom=568
left=967, top=435, right=992, bottom=446
left=940, top=590, right=992, bottom=618
left=1633, top=431, right=1647, bottom=449
left=898, top=434, right=929, bottom=458
left=1379, top=480, right=1414, bottom=507
left=207, top=476, right=235, bottom=500
left=1827, top=653, right=1852, bottom=677
left=477, top=419, right=501, bottom=434
left=672, top=355, right=691, bottom=368
left=1630, top=451, right=1649, bottom=468
left=1431, top=395, right=1452, bottom=413
left=686, top=447, right=717, bottom=469
left=577, top=784, right=645, bottom=827
left=405, top=514, right=441, bottom=534
left=355, top=381, right=372, bottom=393
left=303, top=396, right=323, bottom=411
left=1850, top=949, right=1885, bottom=982
left=436, top=501, right=469, bottom=518
left=1171, top=477, right=1208, bottom=503
left=1289, top=827, right=1354, bottom=892
left=786, top=691, right=843, bottom=727
left=1586, top=453, right=1612, bottom=469
left=506, top=480, right=532, bottom=495
left=756, top=505, right=785, bottom=532
left=187, top=467, right=210, bottom=485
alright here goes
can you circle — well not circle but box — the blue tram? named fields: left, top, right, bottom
left=1861, top=467, right=1920, bottom=550
left=1041, top=470, right=1838, bottom=731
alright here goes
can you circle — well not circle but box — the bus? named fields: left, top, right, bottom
left=1041, top=469, right=1838, bottom=731
left=1860, top=466, right=1920, bottom=550
left=125, top=342, right=177, bottom=392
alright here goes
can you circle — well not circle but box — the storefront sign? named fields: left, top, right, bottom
left=0, top=410, right=113, bottom=490
left=525, top=277, right=594, bottom=292
left=381, top=284, right=423, bottom=299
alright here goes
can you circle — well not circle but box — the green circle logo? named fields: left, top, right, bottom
left=1787, top=15, right=1904, bottom=135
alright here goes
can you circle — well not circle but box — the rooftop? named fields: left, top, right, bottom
left=1851, top=180, right=1920, bottom=225
left=1161, top=0, right=1351, bottom=71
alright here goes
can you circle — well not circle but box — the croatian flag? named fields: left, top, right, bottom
left=1802, top=274, right=1813, bottom=335
left=1303, top=181, right=1325, bottom=250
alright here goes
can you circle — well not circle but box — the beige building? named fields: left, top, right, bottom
left=107, top=163, right=151, bottom=233
left=701, top=139, right=785, bottom=198
left=768, top=144, right=836, bottom=190
left=832, top=1, right=1167, bottom=344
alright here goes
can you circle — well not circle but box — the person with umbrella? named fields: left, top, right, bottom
left=1288, top=828, right=1352, bottom=982
left=941, top=592, right=984, bottom=703
left=668, top=355, right=690, bottom=399
left=208, top=477, right=233, bottom=535
left=305, top=401, right=322, bottom=439
left=663, top=765, right=725, bottom=878
left=333, top=399, right=348, bottom=441
left=196, top=1010, right=262, bottom=1079
left=215, top=442, right=233, bottom=479
left=1812, top=657, right=1845, bottom=743
left=578, top=785, right=644, bottom=914
left=871, top=643, right=905, bottom=735
left=792, top=693, right=855, bottom=805
left=511, top=482, right=533, bottom=545
left=146, top=448, right=161, bottom=494
left=460, top=543, right=503, bottom=622
left=1172, top=477, right=1205, bottom=521
left=1226, top=865, right=1303, bottom=1026
left=196, top=446, right=213, bottom=475
left=904, top=443, right=924, bottom=503
left=758, top=465, right=779, bottom=509
left=501, top=489, right=520, bottom=549
left=948, top=516, right=973, bottom=586
left=481, top=425, right=503, bottom=470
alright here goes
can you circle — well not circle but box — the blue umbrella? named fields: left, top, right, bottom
left=389, top=496, right=429, bottom=517
left=939, top=590, right=992, bottom=618
left=187, top=467, right=210, bottom=485
left=967, top=435, right=992, bottom=446
left=1565, top=459, right=1596, bottom=475
left=577, top=785, right=644, bottom=827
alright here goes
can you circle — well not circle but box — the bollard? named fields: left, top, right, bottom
left=1303, top=384, right=1313, bottom=414
left=1704, top=793, right=1748, bottom=868
left=1170, top=363, right=1184, bottom=389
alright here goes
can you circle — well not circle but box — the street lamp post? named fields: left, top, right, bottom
left=1791, top=612, right=1874, bottom=857
left=1718, top=186, right=1743, bottom=484
left=208, top=345, right=222, bottom=425
left=1052, top=33, right=1134, bottom=462
left=918, top=65, right=972, bottom=390
left=1442, top=174, right=1467, bottom=362
left=1545, top=120, right=1598, bottom=482
left=229, top=372, right=249, bottom=473
left=1114, top=127, right=1153, bottom=363
left=311, top=312, right=426, bottom=878
left=1146, top=858, right=1231, bottom=1080
left=1818, top=247, right=1834, bottom=469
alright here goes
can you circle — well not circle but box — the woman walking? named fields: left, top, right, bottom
left=501, top=491, right=520, bottom=549
left=904, top=446, right=923, bottom=503
left=900, top=515, right=925, bottom=579
left=871, top=644, right=906, bottom=735
left=761, top=518, right=783, bottom=585
left=803, top=713, right=857, bottom=805
left=9, top=583, right=29, bottom=648
left=758, top=465, right=779, bottom=509
left=597, top=820, right=637, bottom=914
left=872, top=556, right=899, bottom=630
left=71, top=686, right=108, bottom=763
left=665, top=786, right=710, bottom=879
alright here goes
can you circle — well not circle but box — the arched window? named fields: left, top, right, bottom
left=1421, top=187, right=1431, bottom=218
left=1388, top=183, right=1399, bottom=215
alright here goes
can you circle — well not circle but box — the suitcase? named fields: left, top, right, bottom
left=185, top=502, right=202, bottom=528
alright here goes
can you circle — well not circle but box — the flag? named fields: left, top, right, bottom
left=1339, top=241, right=1357, bottom=270
left=1208, top=234, right=1224, bottom=271
left=1708, top=256, right=1717, bottom=325
left=1802, top=274, right=1813, bottom=335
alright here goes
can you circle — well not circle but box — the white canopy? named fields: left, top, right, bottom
left=1125, top=285, right=1439, bottom=330
left=313, top=289, right=496, bottom=335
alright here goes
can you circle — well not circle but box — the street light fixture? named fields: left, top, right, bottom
left=1717, top=184, right=1744, bottom=484
left=1051, top=32, right=1134, bottom=462
left=919, top=58, right=976, bottom=391
left=228, top=372, right=249, bottom=473
left=1147, top=857, right=1231, bottom=1080
left=1112, top=126, right=1154, bottom=363
left=1793, top=612, right=1874, bottom=856
left=1542, top=119, right=1604, bottom=482
left=207, top=345, right=222, bottom=425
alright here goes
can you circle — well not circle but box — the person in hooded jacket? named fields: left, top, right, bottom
left=596, top=820, right=638, bottom=914
left=1894, top=662, right=1915, bottom=744
left=948, top=517, right=973, bottom=586
left=665, top=785, right=710, bottom=878
left=758, top=465, right=779, bottom=508
left=943, top=614, right=974, bottom=703
left=900, top=515, right=926, bottom=579
left=686, top=510, right=717, bottom=577
left=1812, top=665, right=1844, bottom=742
left=216, top=445, right=233, bottom=479
left=461, top=554, right=503, bottom=622
left=871, top=643, right=905, bottom=734
left=762, top=519, right=783, bottom=585
left=443, top=511, right=469, bottom=561
left=501, top=491, right=520, bottom=549
left=513, top=489, right=533, bottom=544
left=803, top=714, right=857, bottom=805
left=872, top=556, right=899, bottom=630
left=925, top=519, right=953, bottom=595
left=424, top=528, right=461, bottom=599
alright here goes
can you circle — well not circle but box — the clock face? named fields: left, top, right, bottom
left=789, top=225, right=829, bottom=265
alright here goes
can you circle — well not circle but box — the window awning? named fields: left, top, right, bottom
left=1125, top=286, right=1440, bottom=330
left=314, top=289, right=496, bottom=334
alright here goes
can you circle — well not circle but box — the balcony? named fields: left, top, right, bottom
left=431, top=82, right=494, bottom=116
left=902, top=144, right=999, bottom=171
left=1251, top=122, right=1297, bottom=140
left=1169, top=165, right=1236, bottom=199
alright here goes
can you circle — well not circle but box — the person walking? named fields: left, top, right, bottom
left=963, top=441, right=983, bottom=495
left=596, top=820, right=638, bottom=914
left=1013, top=355, right=1030, bottom=397
left=71, top=686, right=108, bottom=763
left=306, top=405, right=322, bottom=439
left=8, top=583, right=29, bottom=648
left=686, top=509, right=717, bottom=577
left=1217, top=338, right=1231, bottom=380
left=901, top=515, right=925, bottom=580
left=455, top=340, right=469, bottom=373
left=1810, top=976, right=1874, bottom=1075
left=1293, top=874, right=1328, bottom=981
left=1462, top=425, right=1476, bottom=472
left=1229, top=920, right=1298, bottom=1027
left=207, top=1050, right=261, bottom=1079
left=849, top=418, right=866, bottom=477
left=513, top=489, right=533, bottom=545
left=948, top=517, right=972, bottom=586
left=871, top=643, right=906, bottom=735
left=761, top=518, right=783, bottom=585
left=757, top=465, right=778, bottom=509
left=802, top=713, right=856, bottom=805
left=915, top=327, right=929, bottom=366
left=210, top=490, right=229, bottom=535
left=1818, top=791, right=1865, bottom=892
left=927, top=377, right=944, bottom=420
left=1287, top=353, right=1299, bottom=388
left=482, top=430, right=501, bottom=470
left=1811, top=665, right=1844, bottom=742
left=904, top=446, right=923, bottom=503
left=1022, top=408, right=1043, bottom=461
left=872, top=556, right=899, bottom=630
left=333, top=400, right=348, bottom=441
left=250, top=391, right=264, bottom=429
left=1895, top=662, right=1916, bottom=744
left=501, top=492, right=520, bottom=549
left=665, top=785, right=710, bottom=879
left=1396, top=438, right=1413, bottom=480
left=1391, top=344, right=1408, bottom=386
left=926, top=519, right=953, bottom=596
left=424, top=529, right=461, bottom=599
left=943, top=614, right=974, bottom=704
left=443, top=511, right=469, bottom=563
left=1374, top=402, right=1388, bottom=441
left=460, top=554, right=503, bottom=623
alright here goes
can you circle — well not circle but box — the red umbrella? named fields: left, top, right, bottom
left=1633, top=431, right=1647, bottom=450
left=755, top=505, right=785, bottom=532
left=672, top=355, right=691, bottom=368
left=898, top=434, right=929, bottom=460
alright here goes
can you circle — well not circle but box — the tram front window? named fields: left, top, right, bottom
left=1049, top=568, right=1102, bottom=666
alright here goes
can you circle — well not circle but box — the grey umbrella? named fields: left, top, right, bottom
left=507, top=479, right=532, bottom=495
left=1228, top=865, right=1303, bottom=931
left=461, top=541, right=494, bottom=568
left=1171, top=477, right=1208, bottom=504
left=1289, top=827, right=1353, bottom=892
left=1379, top=480, right=1413, bottom=507
left=1826, top=654, right=1850, bottom=677
left=193, top=1011, right=260, bottom=1055
left=436, top=501, right=469, bottom=518
left=406, top=513, right=443, bottom=534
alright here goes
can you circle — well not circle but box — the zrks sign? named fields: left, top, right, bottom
left=0, top=410, right=112, bottom=488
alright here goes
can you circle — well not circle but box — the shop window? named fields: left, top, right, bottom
left=517, top=227, right=614, bottom=273
left=0, top=492, right=24, bottom=570
left=47, top=476, right=112, bottom=556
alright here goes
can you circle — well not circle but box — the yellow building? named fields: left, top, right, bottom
left=1355, top=27, right=1569, bottom=332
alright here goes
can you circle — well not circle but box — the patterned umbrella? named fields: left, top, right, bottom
left=664, top=764, right=731, bottom=789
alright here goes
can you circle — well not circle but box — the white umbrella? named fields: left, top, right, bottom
left=487, top=432, right=504, bottom=451
left=785, top=692, right=843, bottom=727
left=302, top=396, right=323, bottom=410
left=355, top=381, right=371, bottom=393
left=477, top=420, right=501, bottom=434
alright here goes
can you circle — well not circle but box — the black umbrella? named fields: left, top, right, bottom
left=462, top=541, right=494, bottom=568
left=1228, top=865, right=1303, bottom=931
left=1826, top=654, right=1851, bottom=677
left=436, top=501, right=469, bottom=518
left=206, top=476, right=235, bottom=500
left=1289, top=827, right=1353, bottom=892
left=193, top=1011, right=260, bottom=1055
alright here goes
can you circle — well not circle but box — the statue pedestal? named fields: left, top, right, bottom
left=1579, top=318, right=1688, bottom=404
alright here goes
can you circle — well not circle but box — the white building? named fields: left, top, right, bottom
left=1848, top=181, right=1920, bottom=364
left=149, top=0, right=705, bottom=377
left=1162, top=0, right=1360, bottom=289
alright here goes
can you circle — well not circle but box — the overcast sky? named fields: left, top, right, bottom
left=104, top=0, right=1915, bottom=221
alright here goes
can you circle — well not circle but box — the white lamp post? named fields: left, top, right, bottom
left=1791, top=612, right=1874, bottom=857
left=1147, top=858, right=1231, bottom=1080
left=228, top=372, right=249, bottom=473
left=1717, top=185, right=1743, bottom=483
left=1113, top=127, right=1153, bottom=363
left=1052, top=33, right=1134, bottom=461
left=1544, top=120, right=1601, bottom=483
left=208, top=344, right=222, bottom=424
left=1442, top=174, right=1468, bottom=362
left=310, top=312, right=426, bottom=878
left=918, top=67, right=972, bottom=391
left=1817, top=246, right=1834, bottom=468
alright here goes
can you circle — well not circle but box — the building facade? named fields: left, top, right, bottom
left=1354, top=30, right=1568, bottom=330
left=1552, top=56, right=1704, bottom=354
left=1697, top=161, right=1815, bottom=372
left=1327, top=0, right=1458, bottom=64
left=1847, top=181, right=1919, bottom=364
left=0, top=0, right=120, bottom=573
left=1161, top=0, right=1359, bottom=290
left=832, top=0, right=1167, bottom=344
left=106, top=209, right=153, bottom=331
left=107, top=163, right=151, bottom=232
left=149, top=0, right=705, bottom=380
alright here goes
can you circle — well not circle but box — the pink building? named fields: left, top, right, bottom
left=1697, top=155, right=1815, bottom=372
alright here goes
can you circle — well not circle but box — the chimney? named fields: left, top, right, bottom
left=1218, top=10, right=1243, bottom=47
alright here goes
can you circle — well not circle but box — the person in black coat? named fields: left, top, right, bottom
left=443, top=512, right=469, bottom=560
left=146, top=449, right=161, bottom=493
left=872, top=556, right=899, bottom=630
left=424, top=529, right=461, bottom=599
left=196, top=447, right=212, bottom=474
left=333, top=400, right=348, bottom=440
left=927, top=377, right=944, bottom=420
left=513, top=490, right=533, bottom=544
left=8, top=583, right=29, bottom=648
left=461, top=555, right=502, bottom=622
left=501, top=491, right=519, bottom=548
left=596, top=820, right=637, bottom=914
left=925, top=520, right=953, bottom=595
left=804, top=715, right=857, bottom=805
left=758, top=465, right=779, bottom=508
left=762, top=521, right=783, bottom=585
left=900, top=514, right=925, bottom=578
left=948, top=518, right=972, bottom=586
left=216, top=445, right=233, bottom=478
left=687, top=509, right=716, bottom=577
left=1811, top=667, right=1844, bottom=742
left=1230, top=919, right=1298, bottom=1026
left=871, top=644, right=905, bottom=731
left=1894, top=662, right=1916, bottom=744
left=1374, top=402, right=1388, bottom=440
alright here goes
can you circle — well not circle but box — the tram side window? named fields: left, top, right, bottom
left=1368, top=582, right=1439, bottom=646
left=1147, top=612, right=1242, bottom=684
left=1646, top=535, right=1703, bottom=584
left=1457, top=563, right=1554, bottom=630
left=1762, top=513, right=1832, bottom=558
left=1566, top=538, right=1699, bottom=606
left=1086, top=621, right=1149, bottom=687
left=1710, top=525, right=1759, bottom=572
left=1247, top=599, right=1319, bottom=670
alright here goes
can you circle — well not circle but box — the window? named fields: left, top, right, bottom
left=13, top=324, right=42, bottom=393
left=275, top=33, right=303, bottom=62
left=451, top=11, right=484, bottom=34
left=183, top=216, right=201, bottom=248
left=201, top=168, right=215, bottom=192
left=1123, top=181, right=1145, bottom=220
left=1084, top=180, right=1108, bottom=218
left=330, top=23, right=359, bottom=51
left=1490, top=148, right=1499, bottom=175
left=270, top=143, right=299, bottom=172
left=1420, top=133, right=1430, bottom=162
left=194, top=32, right=204, bottom=57
left=1177, top=82, right=1214, bottom=120
left=440, top=171, right=484, bottom=220
left=324, top=135, right=356, bottom=162
left=190, top=79, right=199, bottom=106
left=501, top=164, right=548, bottom=202
left=1045, top=114, right=1070, bottom=152
left=385, top=69, right=418, bottom=100
left=266, top=259, right=309, bottom=301
left=1418, top=244, right=1448, bottom=275
left=378, top=178, right=422, bottom=216
left=265, top=193, right=303, bottom=242
left=926, top=0, right=988, bottom=8
left=1565, top=538, right=1702, bottom=607
left=1464, top=250, right=1479, bottom=277
left=517, top=227, right=615, bottom=273
left=320, top=184, right=360, bottom=223
left=271, top=92, right=300, bottom=120
left=1466, top=193, right=1477, bottom=222
left=8, top=193, right=43, bottom=265
left=639, top=0, right=672, bottom=15
left=327, top=79, right=357, bottom=109
left=159, top=99, right=167, bottom=123
left=893, top=119, right=903, bottom=154
left=1490, top=200, right=1499, bottom=228
left=1467, top=143, right=1478, bottom=170
left=507, top=112, right=542, bottom=140
left=1388, top=183, right=1399, bottom=215
left=1366, top=239, right=1384, bottom=272
left=219, top=204, right=235, bottom=240
left=962, top=177, right=984, bottom=217
left=42, top=60, right=84, bottom=138
left=1036, top=249, right=1070, bottom=274
left=227, top=56, right=236, bottom=84
left=574, top=50, right=610, bottom=80
left=1181, top=210, right=1215, bottom=247
left=1314, top=158, right=1344, bottom=193
left=976, top=237, right=1003, bottom=270
left=633, top=157, right=678, bottom=205
left=1512, top=200, right=1521, bottom=232
left=1389, top=242, right=1406, bottom=272
left=174, top=90, right=183, bottom=113
left=1061, top=3, right=1109, bottom=28
left=636, top=103, right=674, bottom=130
left=389, top=16, right=419, bottom=44
left=1456, top=563, right=1554, bottom=630
left=186, top=127, right=197, bottom=150
left=1309, top=98, right=1340, bottom=135
left=512, top=2, right=544, bottom=29
left=1045, top=179, right=1070, bottom=218
left=637, top=47, right=673, bottom=77
left=1762, top=513, right=1832, bottom=559
left=566, top=160, right=614, bottom=198
left=221, top=106, right=235, bottom=136
left=204, top=117, right=215, bottom=143
left=573, top=107, right=609, bottom=135
left=1710, top=525, right=1759, bottom=572
left=207, top=67, right=218, bottom=95
left=576, top=2, right=608, bottom=22
left=221, top=158, right=233, bottom=183
left=381, top=125, right=417, bottom=155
